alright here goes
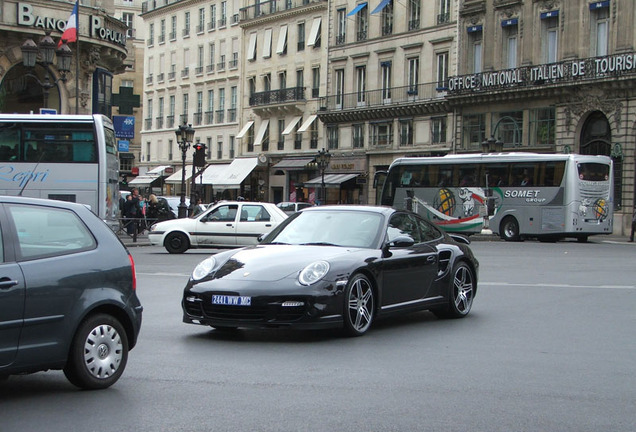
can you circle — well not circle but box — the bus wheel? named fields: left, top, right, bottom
left=165, top=232, right=189, bottom=254
left=500, top=217, right=520, bottom=242
left=577, top=236, right=589, bottom=243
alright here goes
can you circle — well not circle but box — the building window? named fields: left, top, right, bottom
left=371, top=122, right=393, bottom=147
left=278, top=119, right=285, bottom=150
left=182, top=93, right=189, bottom=121
left=184, top=11, right=191, bottom=37
left=462, top=114, right=485, bottom=149
left=327, top=125, right=339, bottom=150
left=399, top=119, right=413, bottom=146
left=207, top=90, right=214, bottom=124
left=217, top=140, right=223, bottom=159
left=467, top=27, right=483, bottom=73
left=436, top=52, right=448, bottom=89
left=229, top=136, right=235, bottom=158
left=357, top=6, right=368, bottom=41
left=309, top=120, right=319, bottom=149
left=432, top=116, right=447, bottom=143
left=170, top=16, right=177, bottom=40
left=591, top=5, right=609, bottom=57
left=209, top=5, right=216, bottom=30
left=438, top=0, right=450, bottom=24
left=493, top=111, right=523, bottom=147
left=336, top=8, right=346, bottom=45
left=335, top=69, right=345, bottom=109
left=408, top=0, right=420, bottom=31
left=312, top=66, right=320, bottom=98
left=352, top=124, right=364, bottom=148
left=356, top=66, right=366, bottom=105
left=408, top=57, right=419, bottom=94
left=502, top=21, right=518, bottom=69
left=381, top=0, right=393, bottom=36
left=198, top=8, right=205, bottom=33
left=297, top=22, right=305, bottom=51
left=530, top=107, right=556, bottom=147
left=541, top=12, right=559, bottom=64
left=381, top=61, right=392, bottom=102
left=122, top=13, right=134, bottom=38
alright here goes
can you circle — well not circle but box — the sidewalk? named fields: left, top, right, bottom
left=118, top=231, right=152, bottom=247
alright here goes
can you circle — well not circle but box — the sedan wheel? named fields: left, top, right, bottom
left=343, top=274, right=375, bottom=337
left=165, top=232, right=189, bottom=254
left=63, top=314, right=128, bottom=390
left=434, top=262, right=475, bottom=319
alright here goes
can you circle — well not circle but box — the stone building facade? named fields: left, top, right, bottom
left=448, top=0, right=635, bottom=233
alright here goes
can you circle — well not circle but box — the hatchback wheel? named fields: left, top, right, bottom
left=165, top=232, right=189, bottom=254
left=64, top=314, right=129, bottom=390
left=434, top=262, right=475, bottom=319
left=343, top=274, right=375, bottom=337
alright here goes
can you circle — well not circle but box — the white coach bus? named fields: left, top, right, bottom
left=0, top=114, right=120, bottom=229
left=376, top=153, right=613, bottom=242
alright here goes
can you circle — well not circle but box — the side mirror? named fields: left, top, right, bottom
left=389, top=235, right=416, bottom=248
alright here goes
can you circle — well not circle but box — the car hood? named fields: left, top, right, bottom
left=209, top=244, right=368, bottom=282
left=153, top=217, right=197, bottom=231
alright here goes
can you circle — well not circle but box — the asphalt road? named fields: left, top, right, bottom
left=1, top=239, right=635, bottom=432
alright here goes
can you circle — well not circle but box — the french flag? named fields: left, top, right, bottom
left=58, top=1, right=78, bottom=47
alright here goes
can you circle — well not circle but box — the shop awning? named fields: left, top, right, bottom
left=165, top=166, right=193, bottom=184
left=254, top=120, right=270, bottom=146
left=200, top=164, right=231, bottom=185
left=146, top=165, right=171, bottom=175
left=282, top=116, right=302, bottom=135
left=236, top=121, right=254, bottom=139
left=214, top=158, right=258, bottom=189
left=272, top=157, right=315, bottom=170
left=347, top=2, right=367, bottom=16
left=304, top=173, right=358, bottom=188
left=297, top=114, right=318, bottom=133
left=371, top=0, right=391, bottom=14
left=128, top=175, right=159, bottom=186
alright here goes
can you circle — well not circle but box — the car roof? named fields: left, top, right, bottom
left=302, top=204, right=395, bottom=216
left=0, top=195, right=90, bottom=212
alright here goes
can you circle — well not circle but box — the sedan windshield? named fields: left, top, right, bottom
left=266, top=210, right=383, bottom=248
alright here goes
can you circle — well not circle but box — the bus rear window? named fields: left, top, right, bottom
left=577, top=163, right=609, bottom=181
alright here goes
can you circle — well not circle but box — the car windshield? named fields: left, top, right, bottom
left=265, top=210, right=383, bottom=248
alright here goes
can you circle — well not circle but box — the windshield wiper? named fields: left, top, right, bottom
left=267, top=241, right=289, bottom=245
left=300, top=242, right=338, bottom=246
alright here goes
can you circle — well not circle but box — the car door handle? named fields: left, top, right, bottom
left=226, top=223, right=233, bottom=227
left=427, top=256, right=436, bottom=263
left=265, top=224, right=272, bottom=227
left=0, top=278, right=19, bottom=289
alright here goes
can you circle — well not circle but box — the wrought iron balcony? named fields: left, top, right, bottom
left=249, top=87, right=305, bottom=106
left=240, top=0, right=326, bottom=21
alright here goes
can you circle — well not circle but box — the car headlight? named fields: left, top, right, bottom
left=298, top=261, right=330, bottom=286
left=192, top=256, right=217, bottom=281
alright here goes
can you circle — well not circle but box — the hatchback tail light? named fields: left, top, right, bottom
left=128, top=253, right=137, bottom=291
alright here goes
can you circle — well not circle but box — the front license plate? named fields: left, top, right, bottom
left=212, top=295, right=251, bottom=306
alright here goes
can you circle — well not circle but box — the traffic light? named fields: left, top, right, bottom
left=193, top=143, right=206, bottom=168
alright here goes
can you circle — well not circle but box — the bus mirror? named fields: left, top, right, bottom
left=373, top=171, right=387, bottom=189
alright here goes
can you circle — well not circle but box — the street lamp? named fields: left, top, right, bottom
left=21, top=32, right=72, bottom=109
left=316, top=148, right=331, bottom=205
left=175, top=122, right=195, bottom=218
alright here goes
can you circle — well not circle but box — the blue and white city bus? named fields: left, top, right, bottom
left=377, top=153, right=613, bottom=242
left=0, top=114, right=120, bottom=229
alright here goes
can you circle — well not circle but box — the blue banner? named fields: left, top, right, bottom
left=113, top=115, right=135, bottom=139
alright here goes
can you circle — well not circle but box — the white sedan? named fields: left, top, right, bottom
left=148, top=201, right=288, bottom=253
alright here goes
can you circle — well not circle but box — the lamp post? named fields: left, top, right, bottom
left=175, top=122, right=195, bottom=218
left=316, top=148, right=331, bottom=205
left=21, top=32, right=72, bottom=110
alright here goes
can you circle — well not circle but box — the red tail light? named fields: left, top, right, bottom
left=128, top=252, right=137, bottom=291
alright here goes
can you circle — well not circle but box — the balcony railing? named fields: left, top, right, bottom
left=205, top=111, right=214, bottom=124
left=195, top=66, right=203, bottom=75
left=169, top=31, right=176, bottom=41
left=146, top=75, right=153, bottom=84
left=208, top=21, right=216, bottom=30
left=320, top=81, right=447, bottom=112
left=182, top=28, right=190, bottom=37
left=277, top=140, right=284, bottom=150
left=240, top=0, right=325, bottom=21
left=166, top=115, right=175, bottom=128
left=356, top=30, right=367, bottom=42
left=193, top=112, right=203, bottom=125
left=228, top=108, right=237, bottom=122
left=437, top=12, right=450, bottom=24
left=335, top=35, right=346, bottom=45
left=216, top=109, right=225, bottom=123
left=181, top=67, right=189, bottom=78
left=229, top=58, right=238, bottom=69
left=218, top=18, right=227, bottom=27
left=408, top=19, right=420, bottom=31
left=157, top=73, right=165, bottom=82
left=156, top=116, right=164, bottom=129
left=249, top=87, right=305, bottom=106
left=168, top=71, right=176, bottom=80
left=144, top=118, right=152, bottom=129
left=196, top=24, right=204, bottom=33
left=207, top=64, right=215, bottom=73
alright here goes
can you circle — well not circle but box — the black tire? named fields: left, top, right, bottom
left=343, top=273, right=375, bottom=337
left=500, top=216, right=521, bottom=242
left=63, top=314, right=129, bottom=390
left=165, top=232, right=189, bottom=254
left=577, top=235, right=589, bottom=243
left=433, top=262, right=475, bottom=319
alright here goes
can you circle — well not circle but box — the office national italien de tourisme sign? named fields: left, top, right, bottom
left=447, top=52, right=636, bottom=95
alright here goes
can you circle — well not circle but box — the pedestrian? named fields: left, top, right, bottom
left=122, top=194, right=138, bottom=235
left=630, top=206, right=636, bottom=242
